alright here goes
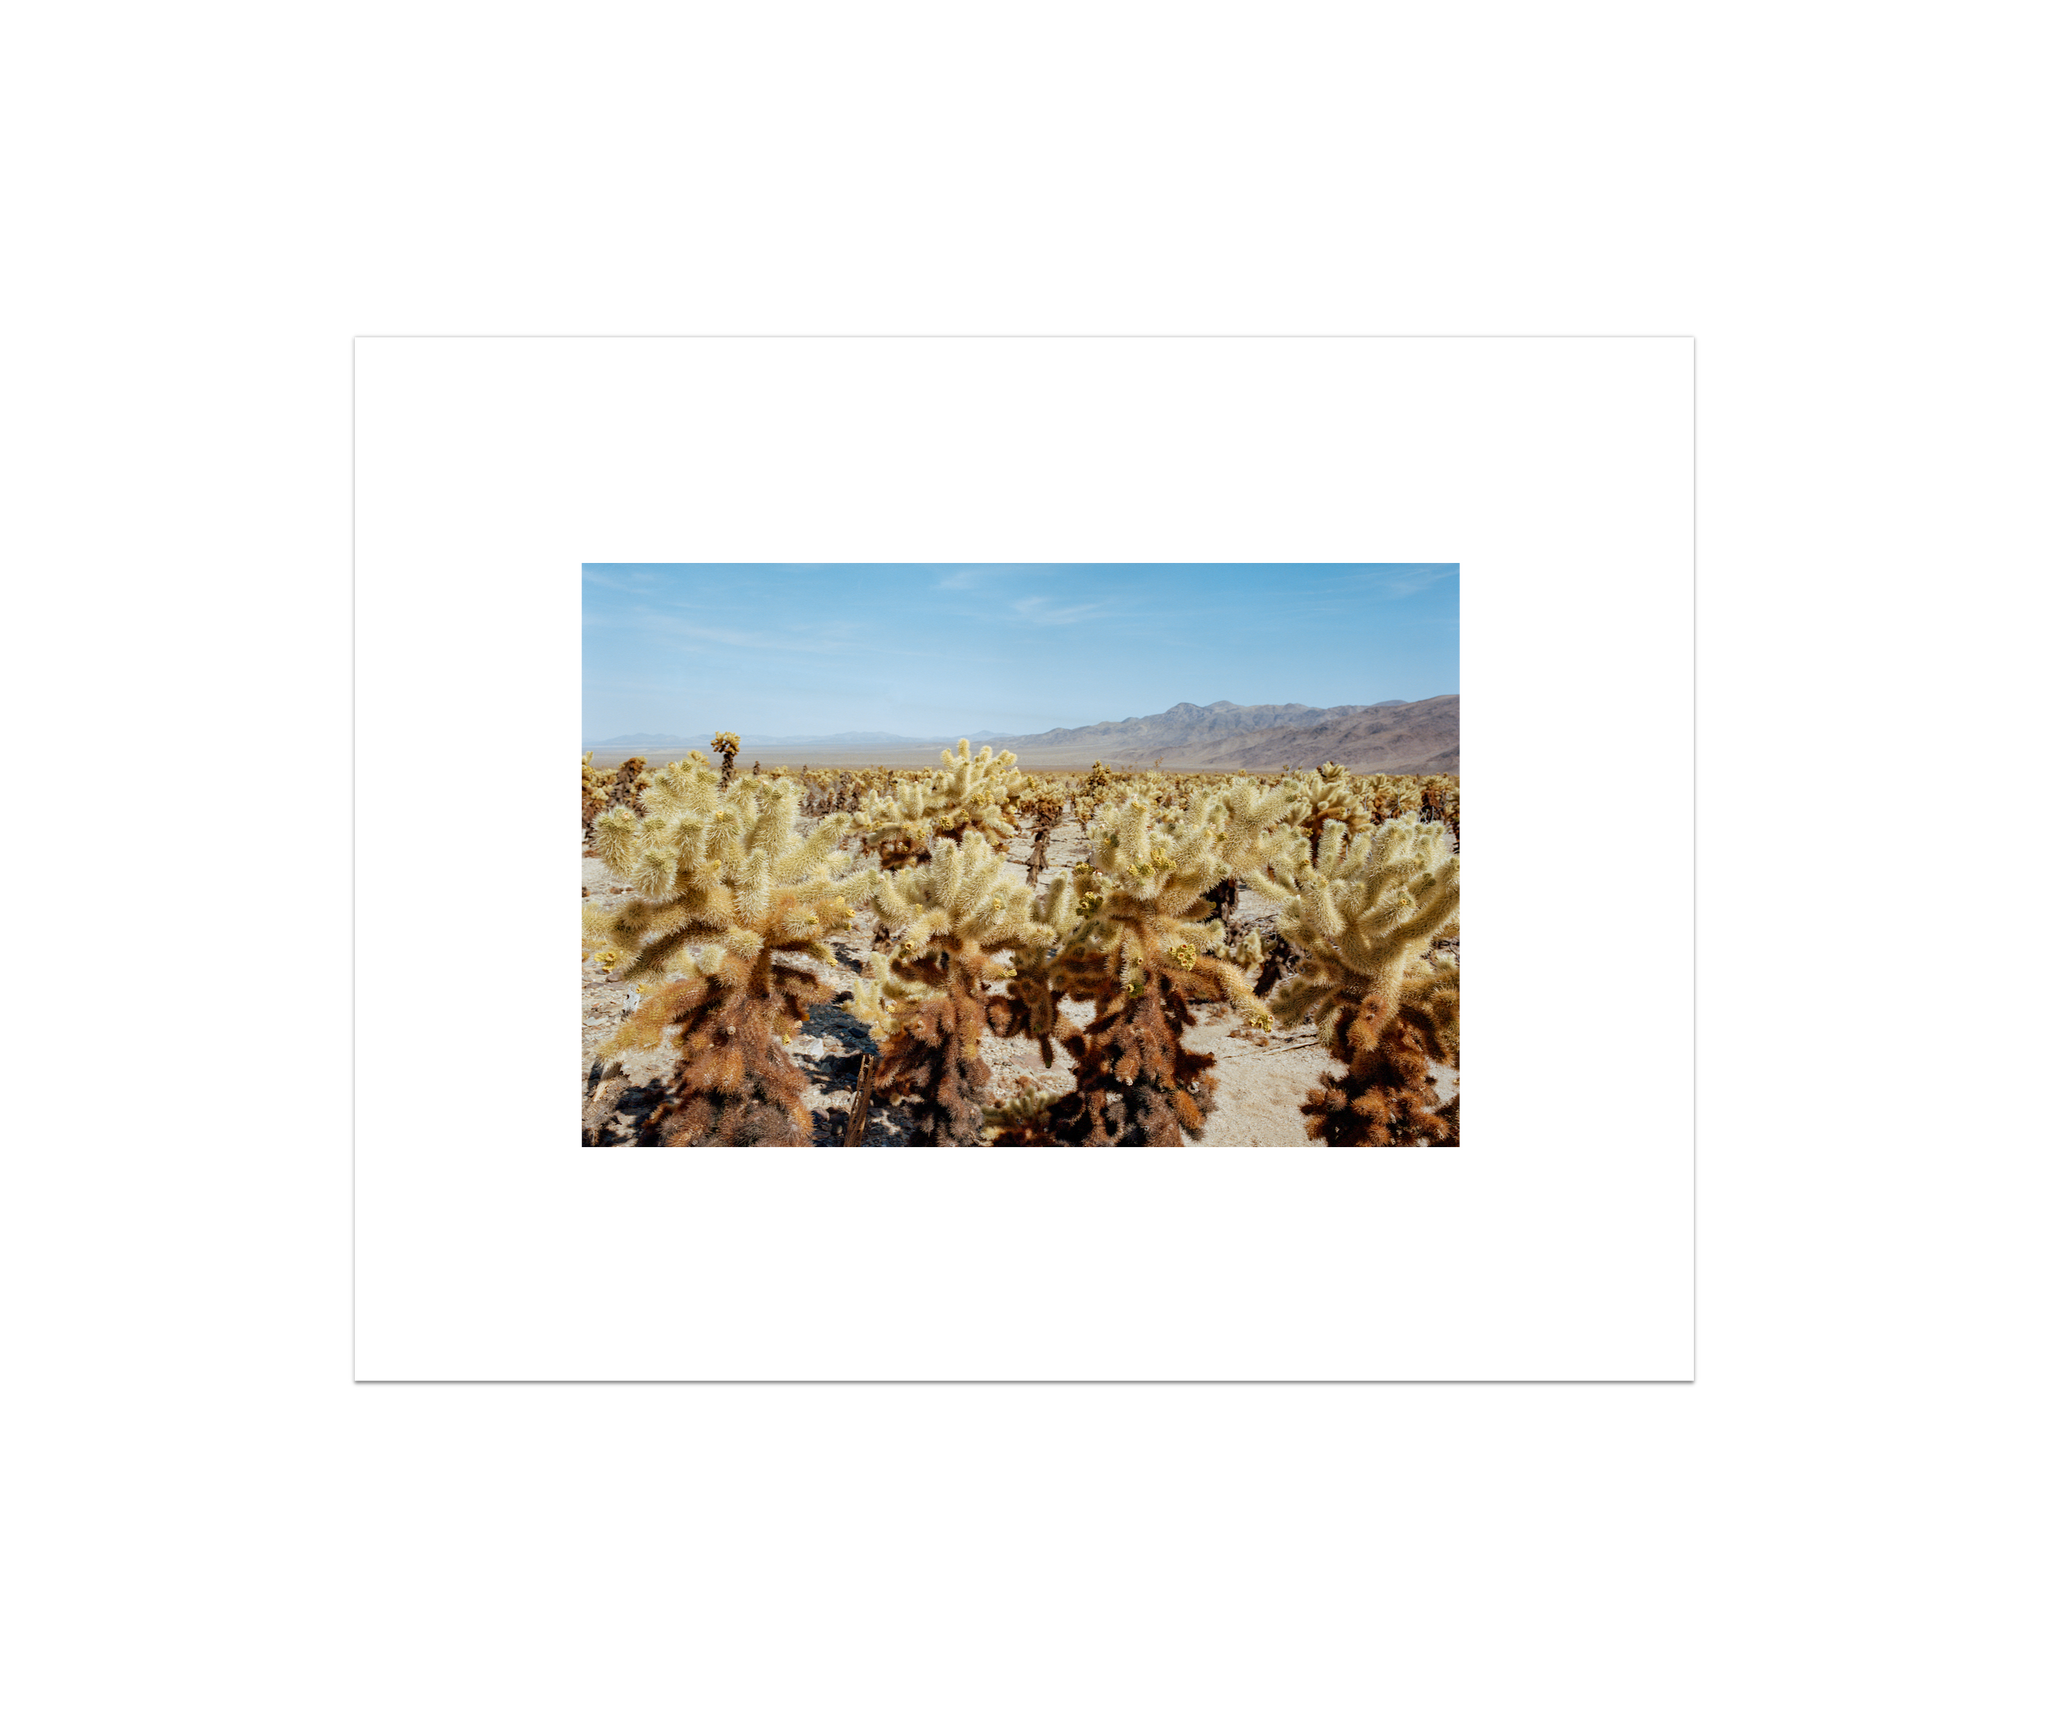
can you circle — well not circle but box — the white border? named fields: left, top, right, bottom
left=354, top=336, right=1691, bottom=1380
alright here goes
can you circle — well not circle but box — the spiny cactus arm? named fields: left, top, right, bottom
left=968, top=894, right=1054, bottom=958
left=846, top=959, right=939, bottom=1036
left=638, top=756, right=724, bottom=817
left=866, top=859, right=958, bottom=941
left=1334, top=878, right=1459, bottom=985
left=732, top=782, right=785, bottom=847
left=943, top=845, right=1043, bottom=944
left=1212, top=776, right=1306, bottom=856
left=1029, top=870, right=1083, bottom=939
left=1239, top=863, right=1302, bottom=905
left=848, top=789, right=890, bottom=831
left=770, top=810, right=857, bottom=881
left=753, top=891, right=854, bottom=966
left=992, top=872, right=1082, bottom=1050
left=589, top=803, right=648, bottom=876
left=1275, top=870, right=1345, bottom=950
left=781, top=858, right=876, bottom=914
left=583, top=898, right=723, bottom=978
left=724, top=844, right=774, bottom=926
left=887, top=905, right=956, bottom=961
left=1266, top=963, right=1341, bottom=1038
left=1398, top=953, right=1460, bottom=1067
left=605, top=981, right=709, bottom=1061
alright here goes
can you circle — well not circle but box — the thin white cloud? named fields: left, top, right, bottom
left=1010, top=595, right=1107, bottom=626
left=582, top=567, right=669, bottom=594
left=1371, top=565, right=1458, bottom=598
left=618, top=610, right=860, bottom=657
left=934, top=565, right=1065, bottom=591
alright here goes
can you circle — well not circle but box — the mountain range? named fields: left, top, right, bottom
left=586, top=729, right=1007, bottom=750
left=585, top=697, right=1456, bottom=773
left=983, top=697, right=1457, bottom=772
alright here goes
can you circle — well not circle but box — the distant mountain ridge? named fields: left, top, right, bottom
left=984, top=696, right=1457, bottom=773
left=584, top=698, right=1456, bottom=773
left=586, top=728, right=1005, bottom=750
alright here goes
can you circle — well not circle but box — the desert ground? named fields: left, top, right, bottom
left=581, top=804, right=1457, bottom=1147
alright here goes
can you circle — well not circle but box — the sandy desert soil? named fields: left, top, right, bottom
left=581, top=813, right=1455, bottom=1147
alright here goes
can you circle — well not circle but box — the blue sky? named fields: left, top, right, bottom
left=582, top=563, right=1457, bottom=741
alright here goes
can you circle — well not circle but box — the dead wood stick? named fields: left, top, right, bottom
left=582, top=1059, right=629, bottom=1147
left=842, top=1054, right=876, bottom=1149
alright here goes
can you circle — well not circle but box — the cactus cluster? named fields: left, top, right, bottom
left=850, top=741, right=1022, bottom=870
left=580, top=738, right=1459, bottom=1147
left=1293, top=762, right=1372, bottom=850
left=581, top=751, right=650, bottom=836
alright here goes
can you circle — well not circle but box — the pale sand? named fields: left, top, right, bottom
left=581, top=813, right=1455, bottom=1147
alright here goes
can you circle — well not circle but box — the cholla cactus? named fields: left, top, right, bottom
left=1070, top=758, right=1121, bottom=829
left=1289, top=762, right=1369, bottom=850
left=986, top=871, right=1082, bottom=1067
left=583, top=756, right=876, bottom=1146
left=849, top=787, right=938, bottom=872
left=1362, top=773, right=1425, bottom=823
left=846, top=831, right=1060, bottom=1146
left=980, top=1087, right=1062, bottom=1147
left=995, top=780, right=1292, bottom=1147
left=607, top=755, right=648, bottom=812
left=852, top=740, right=1022, bottom=870
left=1013, top=777, right=1066, bottom=827
left=581, top=752, right=613, bottom=836
left=1251, top=813, right=1460, bottom=1146
left=712, top=730, right=740, bottom=789
left=1419, top=774, right=1460, bottom=840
